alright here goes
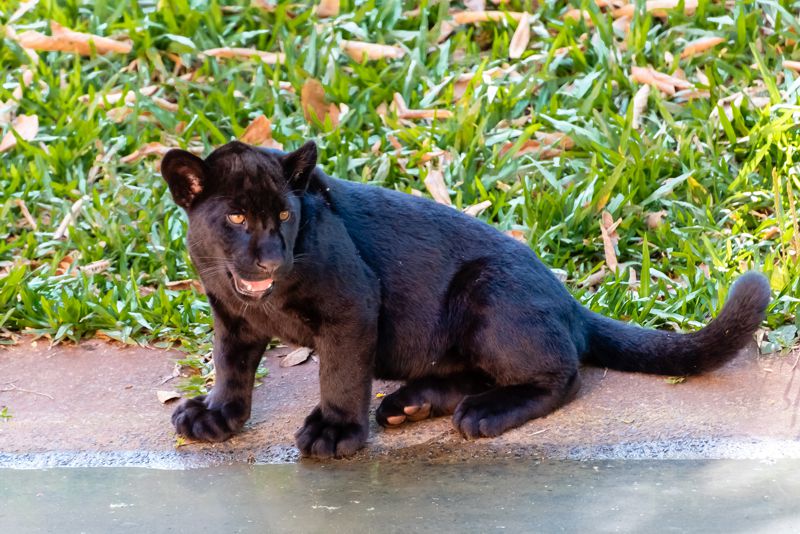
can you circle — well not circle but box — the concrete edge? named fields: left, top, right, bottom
left=4, top=438, right=800, bottom=469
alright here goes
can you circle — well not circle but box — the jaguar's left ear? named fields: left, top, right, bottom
left=283, top=140, right=318, bottom=193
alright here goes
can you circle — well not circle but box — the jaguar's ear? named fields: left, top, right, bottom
left=283, top=140, right=318, bottom=193
left=160, top=149, right=208, bottom=210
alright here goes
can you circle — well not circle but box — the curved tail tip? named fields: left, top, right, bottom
left=728, top=271, right=771, bottom=313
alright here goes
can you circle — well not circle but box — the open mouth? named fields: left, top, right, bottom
left=231, top=273, right=274, bottom=298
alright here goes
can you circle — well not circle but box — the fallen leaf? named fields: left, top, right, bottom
left=78, top=85, right=159, bottom=108
left=763, top=226, right=780, bottom=240
left=464, top=0, right=486, bottom=9
left=157, top=390, right=181, bottom=404
left=52, top=197, right=86, bottom=240
left=55, top=256, right=75, bottom=276
left=500, top=131, right=574, bottom=159
left=80, top=260, right=111, bottom=275
left=202, top=47, right=284, bottom=64
left=630, top=66, right=693, bottom=96
left=451, top=10, right=528, bottom=24
left=505, top=229, right=527, bottom=242
left=463, top=200, right=492, bottom=217
left=680, top=36, right=725, bottom=59
left=612, top=0, right=698, bottom=19
left=599, top=211, right=620, bottom=272
left=17, top=21, right=132, bottom=55
left=534, top=131, right=575, bottom=150
left=301, top=79, right=340, bottom=127
left=316, top=0, right=339, bottom=17
left=392, top=93, right=453, bottom=120
left=631, top=83, right=650, bottom=129
left=783, top=60, right=800, bottom=73
left=280, top=347, right=313, bottom=367
left=424, top=163, right=451, bottom=206
left=340, top=40, right=405, bottom=61
left=120, top=142, right=172, bottom=164
left=508, top=12, right=531, bottom=59
left=240, top=115, right=273, bottom=145
left=563, top=9, right=594, bottom=26
left=165, top=279, right=203, bottom=292
left=579, top=267, right=609, bottom=288
left=646, top=210, right=667, bottom=229
left=0, top=114, right=38, bottom=152
left=14, top=199, right=37, bottom=230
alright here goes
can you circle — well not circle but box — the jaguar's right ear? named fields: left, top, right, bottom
left=160, top=149, right=208, bottom=210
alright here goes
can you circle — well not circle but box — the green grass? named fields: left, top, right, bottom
left=1, top=0, right=799, bottom=362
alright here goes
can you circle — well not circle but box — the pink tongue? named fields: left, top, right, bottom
left=243, top=278, right=273, bottom=291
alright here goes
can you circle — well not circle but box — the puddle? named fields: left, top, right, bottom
left=2, top=460, right=799, bottom=533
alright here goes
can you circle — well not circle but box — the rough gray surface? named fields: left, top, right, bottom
left=1, top=338, right=799, bottom=467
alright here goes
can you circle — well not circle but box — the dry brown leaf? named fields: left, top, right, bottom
left=157, top=390, right=181, bottom=404
left=680, top=36, right=725, bottom=59
left=505, top=229, right=527, bottom=242
left=509, top=12, right=531, bottom=59
left=14, top=199, right=37, bottom=230
left=340, top=40, right=405, bottom=61
left=106, top=107, right=135, bottom=123
left=646, top=210, right=667, bottom=229
left=165, top=279, right=203, bottom=292
left=202, top=47, right=284, bottom=64
left=563, top=9, right=594, bottom=26
left=579, top=267, right=609, bottom=288
left=392, top=93, right=453, bottom=120
left=240, top=115, right=273, bottom=145
left=612, top=0, right=698, bottom=19
left=301, top=79, right=340, bottom=127
left=534, top=131, right=575, bottom=150
left=152, top=96, right=179, bottom=112
left=80, top=260, right=111, bottom=275
left=631, top=83, right=650, bottom=129
left=784, top=60, right=800, bottom=73
left=54, top=256, right=75, bottom=276
left=0, top=114, right=38, bottom=153
left=280, top=347, right=313, bottom=368
left=763, top=226, right=780, bottom=240
left=599, top=211, right=620, bottom=272
left=451, top=10, right=528, bottom=24
left=630, top=66, right=693, bottom=96
left=79, top=85, right=159, bottom=108
left=120, top=142, right=172, bottom=164
left=53, top=197, right=86, bottom=240
left=424, top=163, right=451, bottom=206
left=463, top=200, right=492, bottom=217
left=316, top=0, right=340, bottom=17
left=503, top=230, right=528, bottom=243
left=500, top=132, right=573, bottom=160
left=628, top=267, right=638, bottom=291
left=17, top=21, right=132, bottom=55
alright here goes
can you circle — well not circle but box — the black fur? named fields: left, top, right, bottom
left=161, top=140, right=771, bottom=458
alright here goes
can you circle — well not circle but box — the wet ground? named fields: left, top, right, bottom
left=1, top=338, right=800, bottom=467
left=3, top=460, right=800, bottom=533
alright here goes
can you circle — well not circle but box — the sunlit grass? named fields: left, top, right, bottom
left=1, top=0, right=799, bottom=359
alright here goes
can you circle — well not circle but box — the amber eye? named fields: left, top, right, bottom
left=227, top=213, right=246, bottom=225
left=279, top=210, right=290, bottom=222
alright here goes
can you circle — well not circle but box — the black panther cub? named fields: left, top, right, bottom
left=161, top=140, right=770, bottom=459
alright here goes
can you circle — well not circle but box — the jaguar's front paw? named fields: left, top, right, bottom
left=171, top=395, right=248, bottom=442
left=294, top=406, right=367, bottom=459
